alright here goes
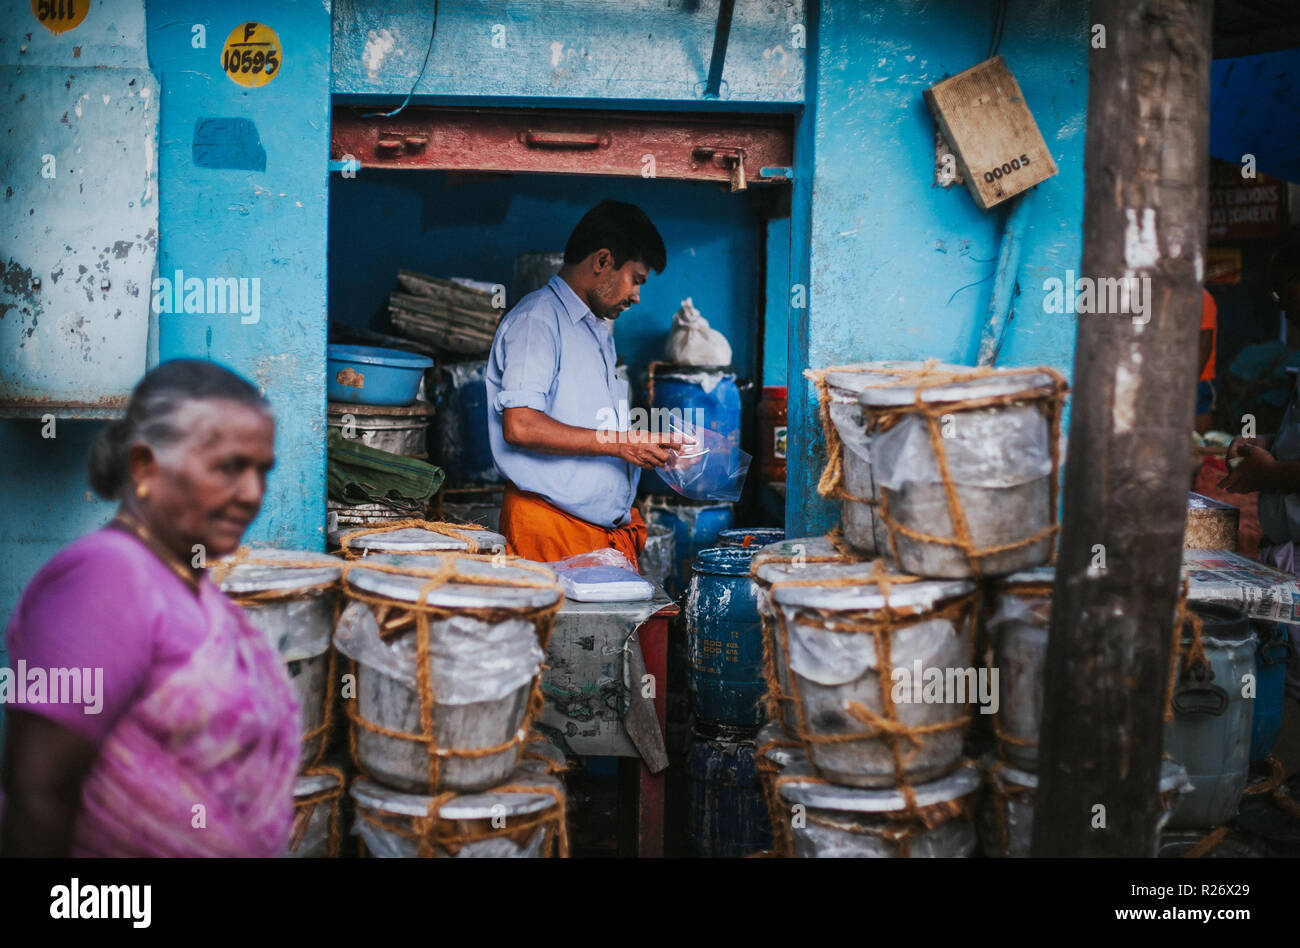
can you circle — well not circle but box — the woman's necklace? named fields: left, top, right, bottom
left=111, top=510, right=203, bottom=594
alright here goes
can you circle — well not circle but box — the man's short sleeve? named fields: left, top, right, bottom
left=493, top=310, right=561, bottom=413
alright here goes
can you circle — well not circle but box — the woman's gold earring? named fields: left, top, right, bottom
left=136, top=482, right=150, bottom=499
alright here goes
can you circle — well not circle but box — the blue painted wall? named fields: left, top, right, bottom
left=147, top=0, right=332, bottom=550
left=329, top=171, right=765, bottom=390
left=785, top=0, right=1089, bottom=536
left=331, top=0, right=805, bottom=105
left=763, top=215, right=791, bottom=386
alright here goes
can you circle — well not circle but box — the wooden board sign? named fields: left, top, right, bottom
left=924, top=56, right=1058, bottom=210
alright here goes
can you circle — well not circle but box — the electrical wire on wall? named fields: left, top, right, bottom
left=362, top=0, right=439, bottom=119
left=987, top=0, right=1008, bottom=59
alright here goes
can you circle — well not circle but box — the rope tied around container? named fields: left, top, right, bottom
left=209, top=546, right=348, bottom=768
left=290, top=764, right=347, bottom=858
left=339, top=555, right=563, bottom=793
left=756, top=733, right=805, bottom=857
left=771, top=771, right=977, bottom=857
left=336, top=517, right=492, bottom=558
left=768, top=558, right=979, bottom=816
left=751, top=536, right=866, bottom=728
left=354, top=780, right=570, bottom=858
left=865, top=364, right=1067, bottom=579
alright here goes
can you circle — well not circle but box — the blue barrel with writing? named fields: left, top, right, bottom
left=688, top=546, right=766, bottom=728
left=642, top=365, right=743, bottom=495
left=1164, top=602, right=1255, bottom=829
left=640, top=496, right=734, bottom=595
left=717, top=527, right=785, bottom=550
left=686, top=723, right=772, bottom=858
left=1250, top=622, right=1291, bottom=762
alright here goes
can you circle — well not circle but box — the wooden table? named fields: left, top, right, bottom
left=540, top=591, right=678, bottom=858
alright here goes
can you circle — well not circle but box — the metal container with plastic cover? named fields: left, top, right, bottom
left=757, top=722, right=807, bottom=855
left=334, top=553, right=560, bottom=793
left=819, top=363, right=966, bottom=556
left=751, top=536, right=861, bottom=736
left=350, top=769, right=566, bottom=858
left=326, top=401, right=433, bottom=458
left=764, top=561, right=977, bottom=787
left=777, top=759, right=980, bottom=857
left=858, top=367, right=1063, bottom=578
left=979, top=755, right=1192, bottom=858
left=1164, top=602, right=1255, bottom=829
left=640, top=524, right=676, bottom=592
left=217, top=549, right=342, bottom=769
left=290, top=770, right=344, bottom=858
left=687, top=547, right=767, bottom=727
left=986, top=566, right=1054, bottom=771
left=330, top=524, right=507, bottom=557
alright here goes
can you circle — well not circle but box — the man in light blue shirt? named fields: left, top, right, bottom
left=486, top=200, right=678, bottom=566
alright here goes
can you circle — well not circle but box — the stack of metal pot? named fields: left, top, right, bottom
left=216, top=549, right=347, bottom=858
left=749, top=363, right=1076, bottom=857
left=334, top=551, right=570, bottom=858
left=752, top=548, right=984, bottom=857
left=980, top=568, right=1197, bottom=857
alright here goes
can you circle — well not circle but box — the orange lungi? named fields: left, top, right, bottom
left=499, top=483, right=647, bottom=570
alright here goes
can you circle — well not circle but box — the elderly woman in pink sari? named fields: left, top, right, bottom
left=1, top=360, right=299, bottom=857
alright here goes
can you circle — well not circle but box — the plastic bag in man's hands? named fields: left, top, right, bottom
left=656, top=417, right=751, bottom=503
left=547, top=548, right=654, bottom=602
left=664, top=298, right=732, bottom=366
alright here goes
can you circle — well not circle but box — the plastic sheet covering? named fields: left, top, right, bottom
left=657, top=420, right=751, bottom=503
left=870, top=404, right=1051, bottom=490
left=334, top=599, right=543, bottom=705
left=785, top=615, right=956, bottom=688
left=547, top=549, right=653, bottom=602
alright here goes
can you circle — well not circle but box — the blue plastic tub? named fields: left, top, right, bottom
left=327, top=344, right=433, bottom=406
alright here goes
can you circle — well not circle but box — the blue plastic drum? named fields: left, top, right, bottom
left=687, top=546, right=766, bottom=728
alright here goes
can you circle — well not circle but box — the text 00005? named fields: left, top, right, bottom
left=984, top=154, right=1031, bottom=184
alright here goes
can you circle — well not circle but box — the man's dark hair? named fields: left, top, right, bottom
left=563, top=200, right=667, bottom=273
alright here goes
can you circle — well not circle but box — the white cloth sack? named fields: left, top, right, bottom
left=664, top=298, right=732, bottom=366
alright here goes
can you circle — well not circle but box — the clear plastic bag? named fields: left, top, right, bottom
left=547, top=548, right=654, bottom=602
left=655, top=417, right=751, bottom=503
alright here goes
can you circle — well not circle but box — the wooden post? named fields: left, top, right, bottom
left=1032, top=0, right=1212, bottom=857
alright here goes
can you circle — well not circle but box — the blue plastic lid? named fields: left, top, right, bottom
left=692, top=546, right=761, bottom=576
left=328, top=344, right=433, bottom=370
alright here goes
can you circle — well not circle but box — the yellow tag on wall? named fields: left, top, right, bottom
left=31, top=0, right=88, bottom=35
left=222, top=22, right=283, bottom=88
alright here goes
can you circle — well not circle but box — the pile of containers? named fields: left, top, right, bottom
left=981, top=568, right=1195, bottom=856
left=743, top=362, right=1072, bottom=858
left=326, top=343, right=437, bottom=534
left=216, top=549, right=347, bottom=858
left=333, top=551, right=571, bottom=858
